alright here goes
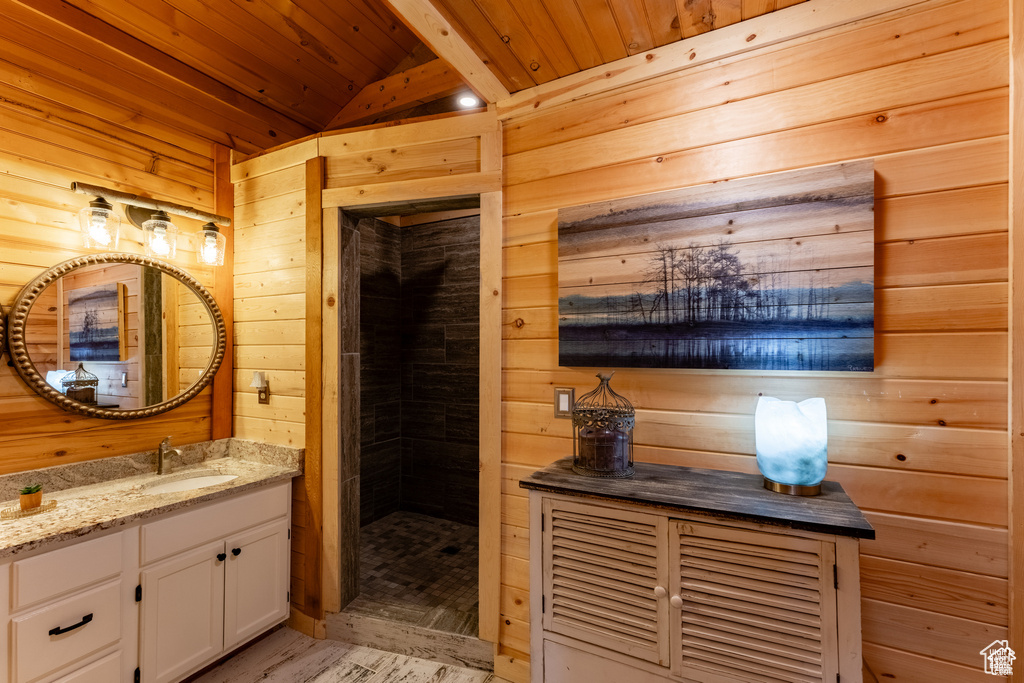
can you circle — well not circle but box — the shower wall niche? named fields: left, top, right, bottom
left=358, top=213, right=481, bottom=527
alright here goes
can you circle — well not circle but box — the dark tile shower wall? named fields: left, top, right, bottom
left=359, top=217, right=403, bottom=525
left=400, top=216, right=480, bottom=526
left=357, top=214, right=481, bottom=528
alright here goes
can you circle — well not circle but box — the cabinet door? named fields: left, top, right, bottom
left=542, top=498, right=670, bottom=666
left=670, top=520, right=838, bottom=682
left=140, top=540, right=225, bottom=683
left=223, top=517, right=289, bottom=650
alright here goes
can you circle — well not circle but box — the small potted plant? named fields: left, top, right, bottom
left=19, top=484, right=42, bottom=511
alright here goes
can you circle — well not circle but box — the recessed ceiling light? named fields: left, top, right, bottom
left=458, top=94, right=481, bottom=108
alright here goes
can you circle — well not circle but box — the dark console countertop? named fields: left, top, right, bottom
left=520, top=457, right=874, bottom=539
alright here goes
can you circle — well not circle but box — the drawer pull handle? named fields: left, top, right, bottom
left=232, top=548, right=242, bottom=557
left=49, top=613, right=93, bottom=636
left=217, top=552, right=227, bottom=562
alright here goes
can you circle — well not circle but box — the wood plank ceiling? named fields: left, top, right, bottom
left=428, top=0, right=808, bottom=92
left=1, top=0, right=806, bottom=153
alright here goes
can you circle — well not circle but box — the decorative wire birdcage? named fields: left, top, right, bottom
left=572, top=372, right=635, bottom=477
left=61, top=363, right=98, bottom=404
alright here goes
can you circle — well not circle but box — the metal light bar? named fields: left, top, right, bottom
left=71, top=181, right=231, bottom=227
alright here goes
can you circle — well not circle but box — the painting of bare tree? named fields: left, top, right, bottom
left=557, top=161, right=875, bottom=371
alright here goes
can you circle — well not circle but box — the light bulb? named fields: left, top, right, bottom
left=150, top=227, right=170, bottom=256
left=142, top=211, right=177, bottom=259
left=200, top=234, right=219, bottom=263
left=458, top=94, right=480, bottom=108
left=79, top=197, right=119, bottom=249
left=88, top=213, right=112, bottom=246
left=195, top=223, right=225, bottom=266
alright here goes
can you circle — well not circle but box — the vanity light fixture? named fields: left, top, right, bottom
left=250, top=371, right=270, bottom=405
left=71, top=181, right=231, bottom=264
left=142, top=211, right=178, bottom=259
left=196, top=222, right=226, bottom=266
left=78, top=196, right=120, bottom=249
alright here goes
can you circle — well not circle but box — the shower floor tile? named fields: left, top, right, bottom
left=346, top=511, right=480, bottom=636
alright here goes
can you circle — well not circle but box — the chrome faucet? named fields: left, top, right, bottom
left=157, top=437, right=182, bottom=475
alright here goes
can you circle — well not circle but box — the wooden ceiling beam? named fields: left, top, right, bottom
left=325, top=57, right=466, bottom=131
left=382, top=0, right=510, bottom=104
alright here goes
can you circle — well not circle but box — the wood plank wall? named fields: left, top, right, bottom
left=0, top=67, right=223, bottom=475
left=231, top=110, right=501, bottom=626
left=231, top=145, right=311, bottom=621
left=495, top=0, right=1010, bottom=680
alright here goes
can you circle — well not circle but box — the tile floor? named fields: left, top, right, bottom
left=344, top=511, right=480, bottom=636
left=192, top=627, right=500, bottom=682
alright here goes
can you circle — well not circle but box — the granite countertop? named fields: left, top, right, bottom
left=0, top=440, right=302, bottom=559
left=520, top=457, right=874, bottom=539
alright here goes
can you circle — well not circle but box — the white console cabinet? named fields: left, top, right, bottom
left=522, top=459, right=874, bottom=683
left=0, top=480, right=291, bottom=683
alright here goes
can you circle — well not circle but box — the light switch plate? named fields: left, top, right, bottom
left=554, top=387, right=575, bottom=419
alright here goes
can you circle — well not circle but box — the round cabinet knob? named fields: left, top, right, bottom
left=670, top=595, right=684, bottom=609
left=231, top=548, right=242, bottom=556
left=653, top=586, right=667, bottom=598
left=216, top=552, right=226, bottom=562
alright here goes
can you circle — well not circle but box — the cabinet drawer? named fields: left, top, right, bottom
left=141, top=482, right=288, bottom=566
left=51, top=651, right=122, bottom=683
left=11, top=580, right=122, bottom=683
left=12, top=532, right=123, bottom=611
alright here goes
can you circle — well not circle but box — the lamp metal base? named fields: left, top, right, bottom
left=763, top=477, right=821, bottom=496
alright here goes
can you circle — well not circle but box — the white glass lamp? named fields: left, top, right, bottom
left=142, top=211, right=178, bottom=259
left=78, top=197, right=120, bottom=249
left=754, top=396, right=828, bottom=496
left=196, top=223, right=227, bottom=266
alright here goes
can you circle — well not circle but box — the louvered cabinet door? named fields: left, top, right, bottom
left=671, top=521, right=839, bottom=683
left=542, top=498, right=671, bottom=667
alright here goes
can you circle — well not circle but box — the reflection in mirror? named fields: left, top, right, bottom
left=9, top=254, right=225, bottom=419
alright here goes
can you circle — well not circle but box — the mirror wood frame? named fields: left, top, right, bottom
left=6, top=253, right=226, bottom=420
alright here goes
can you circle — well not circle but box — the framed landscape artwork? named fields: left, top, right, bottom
left=557, top=160, right=875, bottom=371
left=68, top=282, right=127, bottom=362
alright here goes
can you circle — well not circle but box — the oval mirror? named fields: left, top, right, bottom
left=7, top=254, right=226, bottom=419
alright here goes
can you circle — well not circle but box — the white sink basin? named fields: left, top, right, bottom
left=143, top=473, right=238, bottom=495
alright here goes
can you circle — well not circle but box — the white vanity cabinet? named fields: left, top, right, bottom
left=138, top=482, right=290, bottom=683
left=3, top=530, right=138, bottom=683
left=0, top=477, right=293, bottom=683
left=522, top=459, right=874, bottom=683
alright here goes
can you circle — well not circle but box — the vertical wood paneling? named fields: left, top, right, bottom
left=1008, top=0, right=1024, bottom=661
left=497, top=0, right=1010, bottom=679
left=211, top=144, right=234, bottom=440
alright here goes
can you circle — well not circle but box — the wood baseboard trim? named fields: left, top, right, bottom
left=288, top=606, right=326, bottom=639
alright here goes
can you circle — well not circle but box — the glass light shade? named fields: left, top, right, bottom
left=142, top=211, right=177, bottom=259
left=196, top=223, right=226, bottom=266
left=754, top=396, right=827, bottom=492
left=78, top=197, right=120, bottom=249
